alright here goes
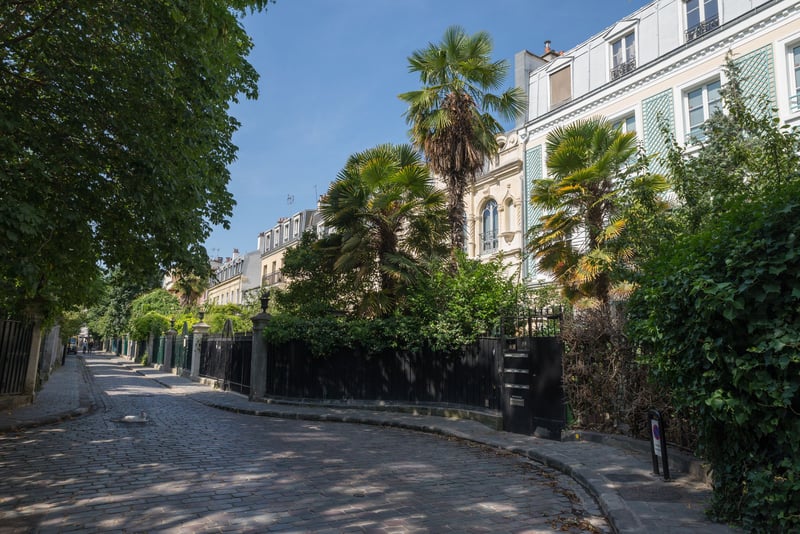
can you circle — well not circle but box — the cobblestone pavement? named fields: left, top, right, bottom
left=0, top=355, right=609, bottom=533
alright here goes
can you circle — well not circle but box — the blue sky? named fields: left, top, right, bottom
left=205, top=0, right=650, bottom=259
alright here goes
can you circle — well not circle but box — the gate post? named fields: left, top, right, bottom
left=23, top=319, right=43, bottom=399
left=249, top=292, right=271, bottom=400
left=191, top=314, right=210, bottom=380
left=164, top=320, right=177, bottom=371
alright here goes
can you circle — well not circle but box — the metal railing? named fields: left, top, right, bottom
left=0, top=319, right=34, bottom=395
left=685, top=15, right=719, bottom=42
left=262, top=271, right=284, bottom=286
left=611, top=56, right=637, bottom=80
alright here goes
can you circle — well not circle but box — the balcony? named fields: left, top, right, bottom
left=611, top=56, right=637, bottom=80
left=480, top=231, right=498, bottom=254
left=262, top=271, right=284, bottom=287
left=685, top=15, right=719, bottom=43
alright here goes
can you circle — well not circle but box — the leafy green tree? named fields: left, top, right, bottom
left=627, top=181, right=800, bottom=531
left=628, top=55, right=800, bottom=531
left=0, top=1, right=273, bottom=318
left=274, top=230, right=360, bottom=318
left=128, top=288, right=181, bottom=337
left=528, top=117, right=668, bottom=304
left=204, top=303, right=252, bottom=334
left=320, top=143, right=448, bottom=317
left=399, top=26, right=525, bottom=252
left=170, top=271, right=208, bottom=307
left=403, top=252, right=521, bottom=352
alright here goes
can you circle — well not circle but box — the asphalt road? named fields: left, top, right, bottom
left=0, top=356, right=609, bottom=533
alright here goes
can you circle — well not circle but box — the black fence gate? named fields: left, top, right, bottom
left=172, top=322, right=193, bottom=372
left=500, top=307, right=566, bottom=440
left=199, top=330, right=251, bottom=395
left=0, top=319, right=34, bottom=395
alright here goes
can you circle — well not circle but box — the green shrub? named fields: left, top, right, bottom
left=627, top=182, right=800, bottom=531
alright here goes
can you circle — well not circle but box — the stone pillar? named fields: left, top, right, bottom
left=164, top=325, right=177, bottom=370
left=23, top=318, right=44, bottom=398
left=191, top=319, right=210, bottom=379
left=249, top=311, right=271, bottom=400
left=146, top=334, right=154, bottom=366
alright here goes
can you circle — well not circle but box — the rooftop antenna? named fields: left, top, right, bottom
left=287, top=194, right=294, bottom=205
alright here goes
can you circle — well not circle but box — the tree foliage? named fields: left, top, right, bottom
left=273, top=230, right=360, bottom=318
left=664, top=54, right=800, bottom=232
left=319, top=143, right=448, bottom=317
left=399, top=26, right=526, bottom=251
left=628, top=55, right=800, bottom=531
left=528, top=117, right=668, bottom=304
left=628, top=182, right=800, bottom=531
left=0, top=1, right=272, bottom=318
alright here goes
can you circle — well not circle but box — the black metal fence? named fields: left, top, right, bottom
left=0, top=319, right=34, bottom=395
left=199, top=333, right=252, bottom=395
left=172, top=333, right=193, bottom=372
left=265, top=338, right=503, bottom=408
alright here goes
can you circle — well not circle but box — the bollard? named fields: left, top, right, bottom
left=648, top=409, right=670, bottom=480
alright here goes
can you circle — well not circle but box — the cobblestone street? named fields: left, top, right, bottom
left=0, top=355, right=608, bottom=533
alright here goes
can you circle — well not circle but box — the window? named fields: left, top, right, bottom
left=791, top=44, right=800, bottom=112
left=611, top=33, right=636, bottom=80
left=550, top=66, right=572, bottom=109
left=283, top=222, right=290, bottom=242
left=481, top=200, right=499, bottom=254
left=685, top=79, right=722, bottom=141
left=293, top=217, right=300, bottom=237
left=685, top=0, right=719, bottom=42
left=612, top=114, right=636, bottom=134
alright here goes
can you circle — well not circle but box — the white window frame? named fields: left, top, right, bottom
left=480, top=199, right=499, bottom=255
left=684, top=0, right=720, bottom=43
left=611, top=112, right=637, bottom=135
left=790, top=42, right=800, bottom=113
left=610, top=33, right=636, bottom=80
left=682, top=76, right=723, bottom=144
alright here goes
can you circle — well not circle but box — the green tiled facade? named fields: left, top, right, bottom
left=524, top=145, right=544, bottom=280
left=641, top=89, right=675, bottom=175
left=734, top=44, right=777, bottom=116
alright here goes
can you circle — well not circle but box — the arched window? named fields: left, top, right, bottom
left=481, top=200, right=499, bottom=253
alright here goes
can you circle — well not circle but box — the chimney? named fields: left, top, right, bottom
left=232, top=248, right=239, bottom=260
left=544, top=40, right=551, bottom=54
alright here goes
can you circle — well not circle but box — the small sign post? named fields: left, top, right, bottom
left=648, top=409, right=670, bottom=480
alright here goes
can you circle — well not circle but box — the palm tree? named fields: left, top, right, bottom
left=528, top=116, right=668, bottom=304
left=399, top=26, right=526, bottom=253
left=320, top=143, right=447, bottom=317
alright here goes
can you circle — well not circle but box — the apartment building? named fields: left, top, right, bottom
left=257, top=209, right=321, bottom=291
left=482, top=0, right=800, bottom=281
left=205, top=249, right=261, bottom=306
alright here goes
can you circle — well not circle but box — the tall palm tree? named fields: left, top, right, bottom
left=528, top=116, right=668, bottom=304
left=320, top=143, right=447, bottom=317
left=399, top=26, right=526, bottom=253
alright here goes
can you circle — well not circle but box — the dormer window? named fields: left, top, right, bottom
left=549, top=63, right=572, bottom=109
left=611, top=33, right=636, bottom=80
left=685, top=0, right=719, bottom=42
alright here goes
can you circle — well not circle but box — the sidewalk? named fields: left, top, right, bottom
left=0, top=352, right=741, bottom=534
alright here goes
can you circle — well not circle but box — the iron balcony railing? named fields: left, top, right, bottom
left=262, top=271, right=284, bottom=286
left=480, top=230, right=498, bottom=254
left=685, top=15, right=719, bottom=42
left=610, top=56, right=637, bottom=80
